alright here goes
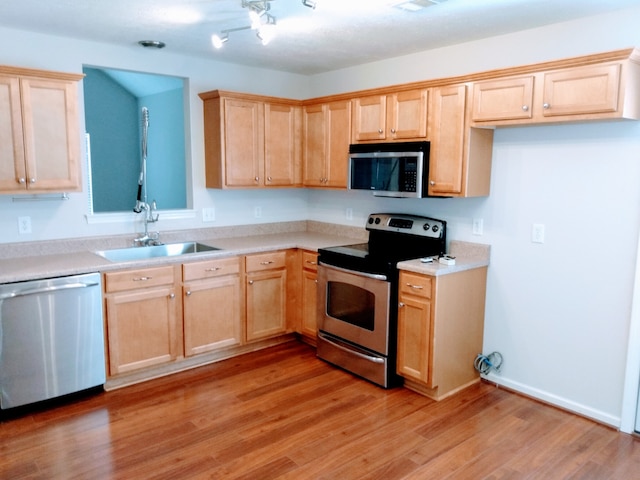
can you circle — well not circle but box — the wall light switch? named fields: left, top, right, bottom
left=472, top=218, right=483, bottom=235
left=202, top=207, right=215, bottom=222
left=346, top=208, right=353, bottom=220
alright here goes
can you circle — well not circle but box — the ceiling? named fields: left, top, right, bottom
left=0, top=0, right=637, bottom=75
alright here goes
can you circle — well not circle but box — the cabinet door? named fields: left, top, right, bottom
left=542, top=63, right=621, bottom=117
left=325, top=100, right=351, bottom=188
left=397, top=293, right=432, bottom=384
left=246, top=268, right=287, bottom=341
left=300, top=251, right=319, bottom=339
left=302, top=103, right=326, bottom=187
left=265, top=103, right=298, bottom=186
left=105, top=285, right=179, bottom=375
left=388, top=89, right=428, bottom=139
left=428, top=84, right=467, bottom=196
left=223, top=98, right=264, bottom=186
left=472, top=76, right=534, bottom=122
left=0, top=75, right=26, bottom=190
left=351, top=95, right=386, bottom=142
left=183, top=275, right=242, bottom=356
left=20, top=77, right=81, bottom=192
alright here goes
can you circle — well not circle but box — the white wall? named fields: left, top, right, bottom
left=2, top=5, right=640, bottom=427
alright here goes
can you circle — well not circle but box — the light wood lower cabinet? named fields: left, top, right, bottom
left=397, top=267, right=488, bottom=401
left=182, top=257, right=242, bottom=356
left=300, top=251, right=319, bottom=343
left=245, top=251, right=288, bottom=342
left=104, top=265, right=180, bottom=376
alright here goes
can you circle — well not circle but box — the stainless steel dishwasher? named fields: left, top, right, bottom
left=0, top=272, right=105, bottom=410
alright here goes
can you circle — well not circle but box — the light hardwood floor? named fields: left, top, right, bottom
left=1, top=341, right=639, bottom=479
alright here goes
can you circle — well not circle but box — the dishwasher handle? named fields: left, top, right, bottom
left=0, top=281, right=100, bottom=300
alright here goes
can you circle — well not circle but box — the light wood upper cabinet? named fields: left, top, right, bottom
left=429, top=84, right=493, bottom=197
left=302, top=100, right=351, bottom=188
left=397, top=268, right=488, bottom=401
left=471, top=58, right=640, bottom=125
left=472, top=75, right=535, bottom=122
left=541, top=63, right=621, bottom=117
left=0, top=67, right=82, bottom=193
left=200, top=90, right=301, bottom=188
left=351, top=89, right=428, bottom=142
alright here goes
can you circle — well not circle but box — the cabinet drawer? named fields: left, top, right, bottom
left=183, top=257, right=240, bottom=281
left=245, top=251, right=287, bottom=272
left=104, top=266, right=175, bottom=293
left=399, top=271, right=432, bottom=299
left=302, top=251, right=318, bottom=272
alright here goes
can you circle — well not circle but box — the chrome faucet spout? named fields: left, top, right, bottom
left=134, top=200, right=161, bottom=246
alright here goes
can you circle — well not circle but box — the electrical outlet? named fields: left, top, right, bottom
left=472, top=218, right=483, bottom=235
left=202, top=207, right=215, bottom=222
left=18, top=216, right=32, bottom=234
left=254, top=206, right=262, bottom=218
left=346, top=208, right=353, bottom=220
left=532, top=223, right=545, bottom=243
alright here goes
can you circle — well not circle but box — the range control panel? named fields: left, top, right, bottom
left=366, top=213, right=446, bottom=239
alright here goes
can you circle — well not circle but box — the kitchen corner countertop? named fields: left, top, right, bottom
left=0, top=232, right=362, bottom=284
left=397, top=240, right=490, bottom=276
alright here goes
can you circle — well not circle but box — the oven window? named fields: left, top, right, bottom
left=327, top=281, right=375, bottom=331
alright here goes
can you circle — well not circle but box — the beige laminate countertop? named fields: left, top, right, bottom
left=0, top=232, right=361, bottom=284
left=0, top=228, right=490, bottom=284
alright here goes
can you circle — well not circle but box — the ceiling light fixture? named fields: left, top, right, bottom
left=302, top=0, right=317, bottom=8
left=212, top=0, right=278, bottom=49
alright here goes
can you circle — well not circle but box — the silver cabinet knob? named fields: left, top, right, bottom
left=18, top=177, right=26, bottom=184
left=543, top=103, right=550, bottom=109
left=390, top=128, right=396, bottom=134
left=430, top=180, right=435, bottom=186
left=248, top=280, right=254, bottom=285
left=29, top=178, right=36, bottom=183
left=254, top=176, right=259, bottom=182
left=399, top=302, right=405, bottom=307
left=186, top=291, right=192, bottom=296
left=267, top=176, right=272, bottom=182
left=378, top=128, right=383, bottom=134
left=169, top=293, right=175, bottom=299
left=522, top=105, right=529, bottom=111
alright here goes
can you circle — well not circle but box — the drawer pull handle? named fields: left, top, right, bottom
left=305, top=261, right=317, bottom=265
left=205, top=267, right=222, bottom=272
left=406, top=283, right=423, bottom=289
left=259, top=261, right=274, bottom=265
left=133, top=276, right=152, bottom=281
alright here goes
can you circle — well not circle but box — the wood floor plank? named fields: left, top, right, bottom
left=1, top=341, right=639, bottom=479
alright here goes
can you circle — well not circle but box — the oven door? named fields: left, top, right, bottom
left=317, top=263, right=391, bottom=355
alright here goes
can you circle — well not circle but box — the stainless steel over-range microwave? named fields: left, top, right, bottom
left=348, top=141, right=431, bottom=198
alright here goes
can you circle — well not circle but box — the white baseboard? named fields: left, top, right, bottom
left=483, top=373, right=621, bottom=429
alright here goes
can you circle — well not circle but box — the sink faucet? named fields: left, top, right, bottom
left=133, top=200, right=161, bottom=246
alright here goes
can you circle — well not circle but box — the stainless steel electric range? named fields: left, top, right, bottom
left=316, top=213, right=447, bottom=387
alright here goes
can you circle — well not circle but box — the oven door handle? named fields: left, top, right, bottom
left=318, top=262, right=388, bottom=281
left=318, top=332, right=385, bottom=364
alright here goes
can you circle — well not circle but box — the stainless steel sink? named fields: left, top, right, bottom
left=96, top=242, right=221, bottom=262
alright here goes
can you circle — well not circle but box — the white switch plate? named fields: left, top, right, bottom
left=202, top=207, right=215, bottom=222
left=254, top=206, right=262, bottom=218
left=346, top=208, right=353, bottom=220
left=532, top=223, right=545, bottom=243
left=472, top=218, right=483, bottom=235
left=18, top=216, right=32, bottom=234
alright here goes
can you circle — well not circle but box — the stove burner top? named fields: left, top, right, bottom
left=319, top=213, right=446, bottom=278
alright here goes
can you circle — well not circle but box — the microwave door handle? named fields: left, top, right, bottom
left=318, top=332, right=385, bottom=364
